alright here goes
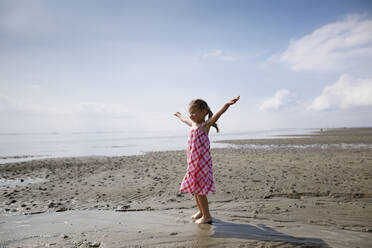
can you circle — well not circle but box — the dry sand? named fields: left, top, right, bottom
left=0, top=128, right=371, bottom=247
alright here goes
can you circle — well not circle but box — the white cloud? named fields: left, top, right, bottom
left=199, top=49, right=237, bottom=61
left=75, top=102, right=132, bottom=118
left=0, top=94, right=45, bottom=115
left=0, top=94, right=131, bottom=118
left=259, top=89, right=292, bottom=111
left=273, top=14, right=372, bottom=71
left=309, top=74, right=372, bottom=111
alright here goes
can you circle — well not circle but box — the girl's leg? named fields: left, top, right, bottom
left=195, top=194, right=212, bottom=224
left=191, top=194, right=203, bottom=220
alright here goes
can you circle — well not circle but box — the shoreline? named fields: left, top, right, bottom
left=1, top=127, right=372, bottom=247
left=1, top=127, right=371, bottom=165
left=0, top=127, right=319, bottom=165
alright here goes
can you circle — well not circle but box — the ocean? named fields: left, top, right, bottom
left=0, top=128, right=316, bottom=164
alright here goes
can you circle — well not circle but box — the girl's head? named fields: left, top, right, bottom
left=189, top=99, right=219, bottom=132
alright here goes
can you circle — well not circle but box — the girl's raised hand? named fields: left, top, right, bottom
left=174, top=112, right=193, bottom=127
left=227, top=96, right=240, bottom=106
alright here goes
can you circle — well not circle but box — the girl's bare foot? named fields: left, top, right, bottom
left=191, top=211, right=203, bottom=220
left=195, top=216, right=212, bottom=224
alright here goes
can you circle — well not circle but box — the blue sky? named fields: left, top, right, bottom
left=1, top=0, right=372, bottom=134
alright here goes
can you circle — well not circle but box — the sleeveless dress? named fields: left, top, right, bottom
left=180, top=124, right=215, bottom=195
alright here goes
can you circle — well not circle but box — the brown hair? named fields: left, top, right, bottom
left=189, top=99, right=219, bottom=132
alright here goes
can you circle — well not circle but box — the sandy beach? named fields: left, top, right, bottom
left=1, top=128, right=372, bottom=247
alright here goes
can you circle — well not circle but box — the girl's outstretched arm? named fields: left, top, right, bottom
left=205, top=96, right=240, bottom=128
left=174, top=112, right=193, bottom=127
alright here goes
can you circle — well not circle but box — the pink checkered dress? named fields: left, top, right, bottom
left=180, top=124, right=215, bottom=195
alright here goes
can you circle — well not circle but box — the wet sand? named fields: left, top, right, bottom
left=1, top=128, right=372, bottom=247
left=2, top=209, right=372, bottom=248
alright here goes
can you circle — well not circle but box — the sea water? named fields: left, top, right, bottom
left=0, top=128, right=316, bottom=164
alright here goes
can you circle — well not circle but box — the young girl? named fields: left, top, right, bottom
left=174, top=96, right=240, bottom=224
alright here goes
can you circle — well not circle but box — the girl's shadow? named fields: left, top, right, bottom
left=203, top=219, right=330, bottom=247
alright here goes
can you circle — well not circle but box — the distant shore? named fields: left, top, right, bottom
left=215, top=127, right=372, bottom=145
left=1, top=127, right=371, bottom=247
